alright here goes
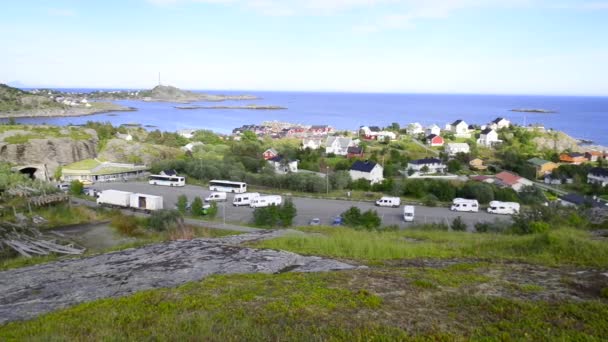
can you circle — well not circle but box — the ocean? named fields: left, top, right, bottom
left=5, top=90, right=608, bottom=145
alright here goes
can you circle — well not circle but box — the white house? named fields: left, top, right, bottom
left=377, top=131, right=397, bottom=141
left=268, top=156, right=299, bottom=174
left=325, top=136, right=354, bottom=156
left=445, top=143, right=470, bottom=156
left=425, top=124, right=441, bottom=136
left=449, top=120, right=471, bottom=138
left=407, top=123, right=424, bottom=135
left=359, top=126, right=381, bottom=139
left=588, top=167, right=608, bottom=187
left=302, top=138, right=323, bottom=150
left=350, top=160, right=384, bottom=184
left=489, top=117, right=510, bottom=130
left=477, top=128, right=501, bottom=147
left=407, top=158, right=447, bottom=175
left=177, top=129, right=196, bottom=139
left=115, top=133, right=133, bottom=141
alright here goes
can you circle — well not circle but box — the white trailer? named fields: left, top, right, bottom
left=403, top=205, right=415, bottom=222
left=450, top=198, right=479, bottom=212
left=487, top=201, right=520, bottom=215
left=97, top=190, right=132, bottom=208
left=205, top=192, right=227, bottom=202
left=376, top=196, right=401, bottom=208
left=250, top=195, right=282, bottom=208
left=233, top=192, right=260, bottom=206
left=129, top=193, right=164, bottom=212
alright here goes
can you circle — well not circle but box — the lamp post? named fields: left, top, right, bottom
left=326, top=166, right=329, bottom=194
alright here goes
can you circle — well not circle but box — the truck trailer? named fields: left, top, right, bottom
left=97, top=190, right=163, bottom=212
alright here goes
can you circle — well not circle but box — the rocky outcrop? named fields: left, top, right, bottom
left=0, top=128, right=98, bottom=176
left=98, top=138, right=182, bottom=165
left=533, top=131, right=583, bottom=152
left=0, top=230, right=359, bottom=323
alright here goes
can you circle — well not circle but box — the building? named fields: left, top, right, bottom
left=477, top=128, right=501, bottom=147
left=469, top=158, right=487, bottom=171
left=267, top=156, right=298, bottom=174
left=301, top=138, right=323, bottom=150
left=347, top=146, right=364, bottom=158
left=588, top=167, right=608, bottom=187
left=544, top=174, right=573, bottom=185
left=263, top=148, right=279, bottom=160
left=407, top=158, right=447, bottom=175
left=349, top=160, right=384, bottom=184
left=527, top=157, right=558, bottom=178
left=425, top=124, right=441, bottom=136
left=359, top=126, right=381, bottom=140
left=325, top=136, right=354, bottom=156
left=559, top=152, right=588, bottom=165
left=445, top=143, right=470, bottom=156
left=559, top=193, right=606, bottom=208
left=488, top=117, right=510, bottom=130
left=426, top=134, right=444, bottom=147
left=585, top=151, right=603, bottom=162
left=495, top=171, right=533, bottom=192
left=177, top=129, right=196, bottom=139
left=448, top=120, right=471, bottom=138
left=377, top=131, right=397, bottom=142
left=61, top=159, right=148, bottom=183
left=308, top=125, right=334, bottom=136
left=407, top=123, right=424, bottom=135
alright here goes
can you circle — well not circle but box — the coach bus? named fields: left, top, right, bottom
left=209, top=180, right=247, bottom=193
left=148, top=174, right=186, bottom=187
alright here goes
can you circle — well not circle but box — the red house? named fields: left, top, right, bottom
left=426, top=134, right=444, bottom=147
left=263, top=148, right=278, bottom=160
left=309, top=125, right=334, bottom=136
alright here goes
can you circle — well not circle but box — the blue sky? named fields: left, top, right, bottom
left=1, top=0, right=607, bottom=95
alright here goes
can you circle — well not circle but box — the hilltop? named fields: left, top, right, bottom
left=139, top=85, right=259, bottom=103
left=0, top=84, right=63, bottom=112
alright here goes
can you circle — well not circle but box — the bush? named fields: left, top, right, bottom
left=148, top=209, right=183, bottom=231
left=69, top=180, right=84, bottom=196
left=341, top=207, right=362, bottom=227
left=340, top=206, right=382, bottom=230
left=252, top=200, right=297, bottom=228
left=451, top=216, right=467, bottom=231
left=176, top=194, right=188, bottom=214
left=529, top=221, right=550, bottom=234
left=110, top=214, right=140, bottom=236
left=422, top=194, right=438, bottom=207
left=360, top=210, right=382, bottom=230
left=191, top=197, right=203, bottom=217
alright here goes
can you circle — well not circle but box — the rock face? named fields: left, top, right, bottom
left=0, top=230, right=359, bottom=324
left=533, top=131, right=582, bottom=152
left=0, top=129, right=98, bottom=176
left=98, top=138, right=182, bottom=165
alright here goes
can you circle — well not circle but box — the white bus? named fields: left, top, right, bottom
left=209, top=180, right=247, bottom=193
left=149, top=174, right=186, bottom=187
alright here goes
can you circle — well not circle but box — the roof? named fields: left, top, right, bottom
left=480, top=128, right=494, bottom=135
left=264, top=148, right=278, bottom=155
left=559, top=193, right=604, bottom=207
left=568, top=152, right=586, bottom=158
left=426, top=134, right=442, bottom=140
left=451, top=119, right=464, bottom=126
left=350, top=160, right=378, bottom=173
left=347, top=146, right=363, bottom=154
left=446, top=142, right=469, bottom=149
left=495, top=171, right=522, bottom=186
left=492, top=117, right=506, bottom=124
left=326, top=136, right=352, bottom=149
left=310, top=125, right=329, bottom=129
left=427, top=124, right=440, bottom=129
left=410, top=158, right=443, bottom=165
left=589, top=167, right=608, bottom=178
left=369, top=126, right=381, bottom=132
left=527, top=157, right=552, bottom=166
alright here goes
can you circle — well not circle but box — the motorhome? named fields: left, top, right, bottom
left=375, top=196, right=401, bottom=208
left=205, top=192, right=227, bottom=202
left=450, top=198, right=479, bottom=212
left=233, top=192, right=260, bottom=207
left=403, top=205, right=415, bottom=222
left=250, top=195, right=282, bottom=208
left=487, top=201, right=520, bottom=215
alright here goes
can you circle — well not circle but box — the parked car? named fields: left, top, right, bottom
left=332, top=216, right=343, bottom=226
left=205, top=192, right=227, bottom=202
left=309, top=218, right=321, bottom=226
left=376, top=196, right=401, bottom=208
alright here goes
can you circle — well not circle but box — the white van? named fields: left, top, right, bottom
left=403, top=205, right=415, bottom=222
left=487, top=201, right=520, bottom=215
left=205, top=192, right=227, bottom=202
left=233, top=192, right=260, bottom=207
left=376, top=196, right=401, bottom=208
left=450, top=198, right=479, bottom=212
left=250, top=195, right=282, bottom=208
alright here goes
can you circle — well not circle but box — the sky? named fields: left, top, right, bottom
left=1, top=0, right=607, bottom=95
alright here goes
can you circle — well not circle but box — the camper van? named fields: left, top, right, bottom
left=403, top=205, right=415, bottom=222
left=250, top=195, right=282, bottom=208
left=450, top=198, right=479, bottom=212
left=233, top=192, right=260, bottom=207
left=487, top=201, right=520, bottom=215
left=376, top=196, right=401, bottom=208
left=205, top=192, right=227, bottom=202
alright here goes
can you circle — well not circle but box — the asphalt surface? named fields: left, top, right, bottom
left=92, top=181, right=510, bottom=228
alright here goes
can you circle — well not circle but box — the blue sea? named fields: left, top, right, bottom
left=6, top=90, right=608, bottom=145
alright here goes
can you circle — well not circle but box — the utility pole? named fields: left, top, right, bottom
left=326, top=166, right=329, bottom=194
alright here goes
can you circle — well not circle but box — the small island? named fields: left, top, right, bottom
left=175, top=104, right=287, bottom=110
left=510, top=108, right=557, bottom=113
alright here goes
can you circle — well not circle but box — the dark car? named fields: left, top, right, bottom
left=331, top=216, right=343, bottom=226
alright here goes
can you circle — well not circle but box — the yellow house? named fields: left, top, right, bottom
left=527, top=158, right=558, bottom=178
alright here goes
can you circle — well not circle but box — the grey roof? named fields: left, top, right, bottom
left=451, top=119, right=464, bottom=126
left=426, top=134, right=440, bottom=140
left=326, top=136, right=352, bottom=149
left=347, top=146, right=363, bottom=154
left=480, top=128, right=494, bottom=135
left=492, top=117, right=505, bottom=124
left=560, top=193, right=604, bottom=207
left=369, top=126, right=381, bottom=132
left=589, top=167, right=608, bottom=177
left=350, top=160, right=377, bottom=173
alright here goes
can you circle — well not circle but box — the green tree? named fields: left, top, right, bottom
left=191, top=196, right=204, bottom=217
left=330, top=170, right=351, bottom=190
left=451, top=216, right=467, bottom=231
left=278, top=199, right=297, bottom=226
left=176, top=194, right=188, bottom=214
left=69, top=180, right=84, bottom=195
left=341, top=206, right=362, bottom=227
left=360, top=209, right=382, bottom=230
left=447, top=159, right=462, bottom=173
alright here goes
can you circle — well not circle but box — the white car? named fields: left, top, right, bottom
left=205, top=192, right=227, bottom=202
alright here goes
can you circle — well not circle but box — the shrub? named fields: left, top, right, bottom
left=451, top=216, right=467, bottom=231
left=69, top=180, right=84, bottom=196
left=529, top=221, right=550, bottom=234
left=340, top=207, right=382, bottom=230
left=176, top=194, right=188, bottom=214
left=148, top=209, right=183, bottom=231
left=206, top=201, right=218, bottom=219
left=252, top=200, right=298, bottom=228
left=341, top=207, right=362, bottom=227
left=191, top=197, right=203, bottom=217
left=110, top=214, right=140, bottom=236
left=422, top=194, right=438, bottom=207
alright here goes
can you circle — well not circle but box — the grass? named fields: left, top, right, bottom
left=63, top=158, right=101, bottom=170
left=34, top=204, right=108, bottom=228
left=256, top=226, right=608, bottom=267
left=1, top=270, right=606, bottom=340
left=0, top=126, right=91, bottom=143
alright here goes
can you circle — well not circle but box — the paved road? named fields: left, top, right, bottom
left=92, top=182, right=510, bottom=228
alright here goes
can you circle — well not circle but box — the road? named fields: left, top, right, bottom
left=92, top=182, right=510, bottom=228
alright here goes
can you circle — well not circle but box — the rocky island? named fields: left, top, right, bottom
left=510, top=108, right=557, bottom=113
left=175, top=104, right=286, bottom=110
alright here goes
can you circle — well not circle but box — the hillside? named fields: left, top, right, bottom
left=139, top=85, right=258, bottom=103
left=0, top=84, right=64, bottom=112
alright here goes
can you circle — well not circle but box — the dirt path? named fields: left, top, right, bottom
left=0, top=230, right=359, bottom=324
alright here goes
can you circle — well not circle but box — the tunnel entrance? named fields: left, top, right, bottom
left=19, top=167, right=38, bottom=180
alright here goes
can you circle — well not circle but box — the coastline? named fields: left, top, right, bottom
left=0, top=103, right=136, bottom=119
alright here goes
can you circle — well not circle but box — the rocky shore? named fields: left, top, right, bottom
left=0, top=102, right=135, bottom=119
left=175, top=104, right=286, bottom=110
